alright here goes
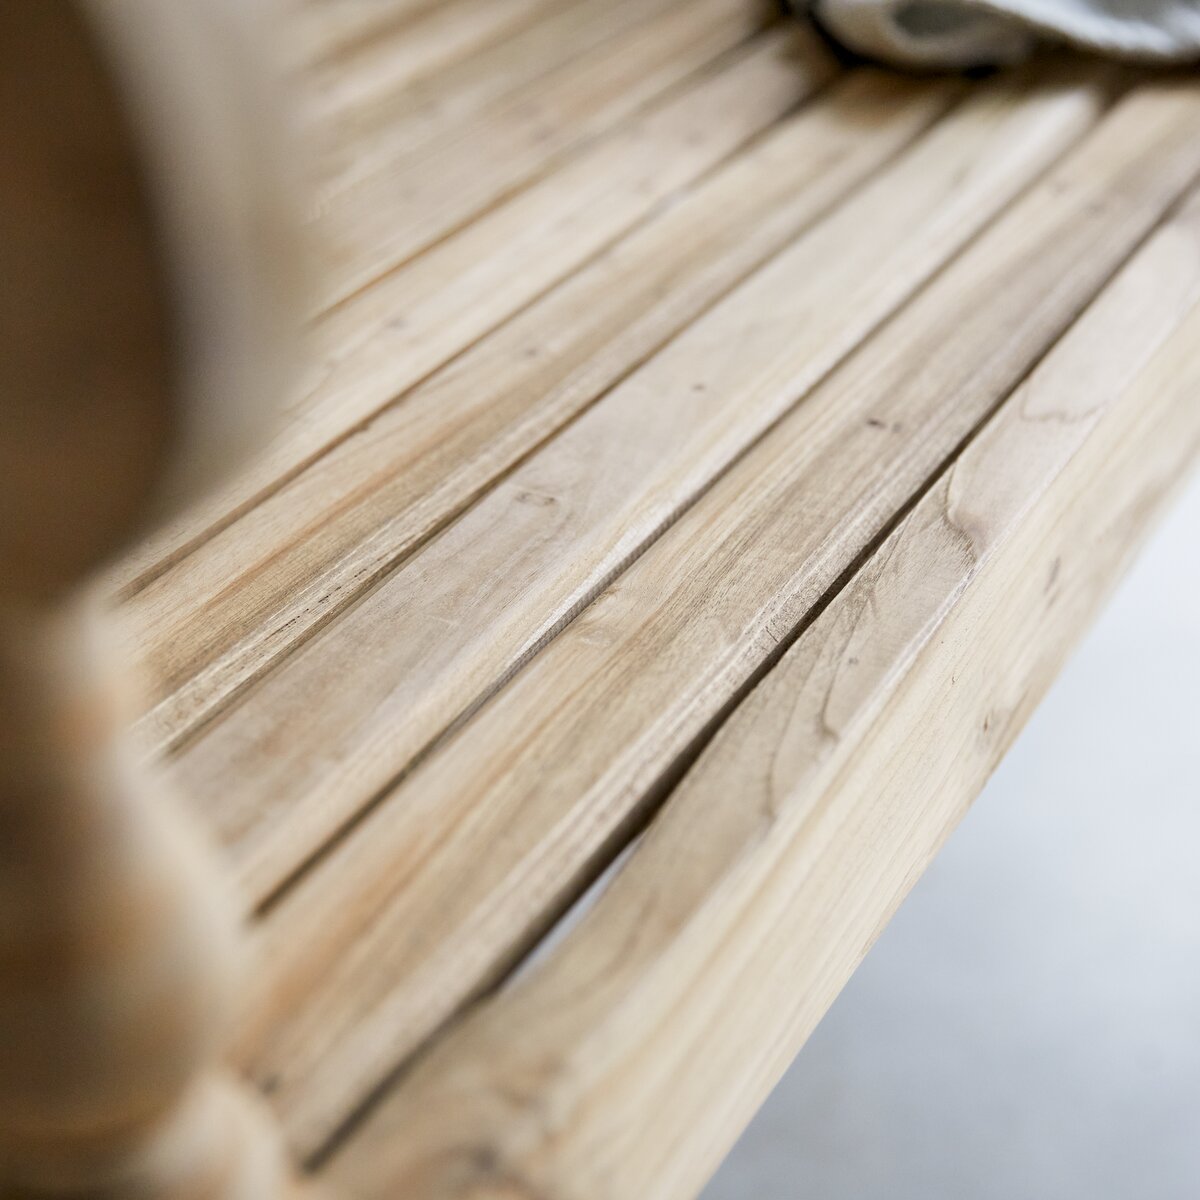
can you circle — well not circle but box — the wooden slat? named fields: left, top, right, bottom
left=172, top=60, right=1098, bottom=900
left=289, top=0, right=442, bottom=70
left=129, top=61, right=958, bottom=756
left=309, top=0, right=670, bottom=186
left=237, top=80, right=1200, bottom=1157
left=301, top=0, right=568, bottom=128
left=108, top=27, right=834, bottom=599
left=318, top=0, right=772, bottom=304
left=326, top=184, right=1200, bottom=1200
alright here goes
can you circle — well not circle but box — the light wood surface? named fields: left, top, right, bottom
left=290, top=0, right=447, bottom=69
left=300, top=0, right=567, bottom=126
left=329, top=182, right=1200, bottom=1200
left=123, top=26, right=840, bottom=755
left=315, top=0, right=775, bottom=304
left=0, top=2, right=302, bottom=1194
left=228, top=79, right=1200, bottom=1157
left=39, top=0, right=1196, bottom=1191
left=156, top=59, right=1104, bottom=902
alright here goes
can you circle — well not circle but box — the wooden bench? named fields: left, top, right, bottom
left=3, top=1, right=1199, bottom=1195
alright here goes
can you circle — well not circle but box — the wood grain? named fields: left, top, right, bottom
left=308, top=0, right=675, bottom=185
left=0, top=2, right=304, bottom=1192
left=109, top=26, right=834, bottom=601
left=300, top=0, right=567, bottom=127
left=129, top=59, right=962, bottom=756
left=237, top=81, right=1200, bottom=1157
left=328, top=182, right=1200, bottom=1200
left=289, top=0, right=446, bottom=70
left=176, top=61, right=1099, bottom=906
left=60, top=3, right=1199, bottom=1188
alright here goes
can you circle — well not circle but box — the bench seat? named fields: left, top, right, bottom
left=106, top=2, right=1200, bottom=1195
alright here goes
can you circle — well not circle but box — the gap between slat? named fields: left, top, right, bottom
left=230, top=74, right=1199, bottom=1157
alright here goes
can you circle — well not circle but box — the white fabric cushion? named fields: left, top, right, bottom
left=802, top=0, right=1200, bottom=69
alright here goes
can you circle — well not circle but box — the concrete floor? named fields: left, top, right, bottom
left=703, top=468, right=1200, bottom=1200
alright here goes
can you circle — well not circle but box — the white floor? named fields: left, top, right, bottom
left=703, top=467, right=1200, bottom=1200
